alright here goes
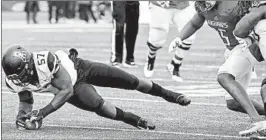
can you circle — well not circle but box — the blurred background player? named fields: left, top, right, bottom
left=234, top=1, right=266, bottom=138
left=24, top=1, right=39, bottom=24
left=144, top=1, right=196, bottom=82
left=168, top=1, right=266, bottom=137
left=47, top=1, right=63, bottom=24
left=110, top=1, right=139, bottom=67
left=78, top=1, right=97, bottom=23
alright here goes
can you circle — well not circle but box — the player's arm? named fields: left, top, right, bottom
left=27, top=52, right=74, bottom=120
left=234, top=6, right=266, bottom=38
left=180, top=13, right=206, bottom=41
left=168, top=13, right=205, bottom=53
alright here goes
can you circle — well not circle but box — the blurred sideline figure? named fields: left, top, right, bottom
left=47, top=1, right=64, bottom=24
left=111, top=1, right=140, bottom=68
left=24, top=1, right=39, bottom=24
left=78, top=1, right=97, bottom=23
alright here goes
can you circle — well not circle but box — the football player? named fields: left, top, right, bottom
left=144, top=1, right=196, bottom=82
left=2, top=45, right=191, bottom=130
left=168, top=1, right=266, bottom=137
left=234, top=1, right=266, bottom=138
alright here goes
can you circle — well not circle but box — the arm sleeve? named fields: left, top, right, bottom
left=47, top=52, right=60, bottom=75
left=18, top=90, right=34, bottom=104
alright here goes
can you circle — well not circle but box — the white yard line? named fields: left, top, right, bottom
left=1, top=122, right=246, bottom=139
left=0, top=90, right=224, bottom=107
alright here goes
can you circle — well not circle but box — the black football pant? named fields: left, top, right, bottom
left=111, top=1, right=139, bottom=63
left=67, top=59, right=139, bottom=112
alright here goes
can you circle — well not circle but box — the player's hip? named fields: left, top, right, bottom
left=225, top=44, right=260, bottom=64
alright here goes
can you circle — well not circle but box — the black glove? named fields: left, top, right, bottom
left=25, top=110, right=44, bottom=122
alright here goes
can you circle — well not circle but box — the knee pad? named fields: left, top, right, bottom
left=94, top=99, right=105, bottom=114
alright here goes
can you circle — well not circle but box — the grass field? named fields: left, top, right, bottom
left=2, top=12, right=266, bottom=140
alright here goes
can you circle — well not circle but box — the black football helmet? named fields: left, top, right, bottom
left=2, top=44, right=35, bottom=86
left=195, top=1, right=217, bottom=14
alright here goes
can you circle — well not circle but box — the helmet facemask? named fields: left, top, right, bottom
left=195, top=1, right=217, bottom=14
left=6, top=53, right=35, bottom=87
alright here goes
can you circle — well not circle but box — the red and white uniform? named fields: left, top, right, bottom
left=148, top=1, right=196, bottom=48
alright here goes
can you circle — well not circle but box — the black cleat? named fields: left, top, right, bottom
left=175, top=95, right=191, bottom=106
left=136, top=118, right=156, bottom=130
left=167, top=61, right=183, bottom=82
left=111, top=58, right=122, bottom=67
left=144, top=56, right=156, bottom=77
left=124, top=60, right=138, bottom=68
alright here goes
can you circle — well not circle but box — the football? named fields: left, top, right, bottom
left=25, top=119, right=43, bottom=130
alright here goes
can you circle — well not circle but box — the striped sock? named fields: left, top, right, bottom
left=172, top=42, right=191, bottom=68
left=147, top=42, right=161, bottom=59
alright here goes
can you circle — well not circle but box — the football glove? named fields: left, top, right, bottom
left=169, top=37, right=183, bottom=53
left=25, top=110, right=44, bottom=122
left=16, top=110, right=28, bottom=130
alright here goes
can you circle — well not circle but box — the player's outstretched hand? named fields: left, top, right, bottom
left=176, top=95, right=191, bottom=106
left=169, top=37, right=183, bottom=53
left=25, top=110, right=44, bottom=122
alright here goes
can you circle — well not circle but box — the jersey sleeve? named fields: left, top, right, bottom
left=47, top=52, right=61, bottom=75
left=5, top=78, right=23, bottom=93
left=234, top=6, right=266, bottom=38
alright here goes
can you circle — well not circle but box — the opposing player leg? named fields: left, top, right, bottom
left=167, top=4, right=196, bottom=82
left=216, top=45, right=265, bottom=136
left=85, top=61, right=191, bottom=106
left=225, top=71, right=265, bottom=115
left=67, top=82, right=155, bottom=130
left=144, top=3, right=171, bottom=77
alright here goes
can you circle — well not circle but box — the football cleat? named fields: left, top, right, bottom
left=239, top=120, right=266, bottom=137
left=175, top=95, right=191, bottom=106
left=123, top=60, right=138, bottom=68
left=167, top=62, right=183, bottom=83
left=144, top=56, right=156, bottom=78
left=250, top=134, right=266, bottom=140
left=136, top=118, right=156, bottom=130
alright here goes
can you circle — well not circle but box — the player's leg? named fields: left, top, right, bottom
left=168, top=5, right=196, bottom=82
left=48, top=3, right=53, bottom=23
left=144, top=3, right=170, bottom=77
left=67, top=82, right=155, bottom=130
left=217, top=52, right=261, bottom=119
left=85, top=61, right=191, bottom=105
left=111, top=1, right=126, bottom=67
left=261, top=78, right=266, bottom=116
left=124, top=1, right=139, bottom=67
left=225, top=71, right=265, bottom=115
left=216, top=47, right=265, bottom=136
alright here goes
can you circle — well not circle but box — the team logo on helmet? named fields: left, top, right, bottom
left=13, top=51, right=28, bottom=62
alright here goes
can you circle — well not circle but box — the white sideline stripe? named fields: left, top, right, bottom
left=1, top=122, right=245, bottom=139
left=1, top=90, right=224, bottom=107
left=2, top=23, right=113, bottom=29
